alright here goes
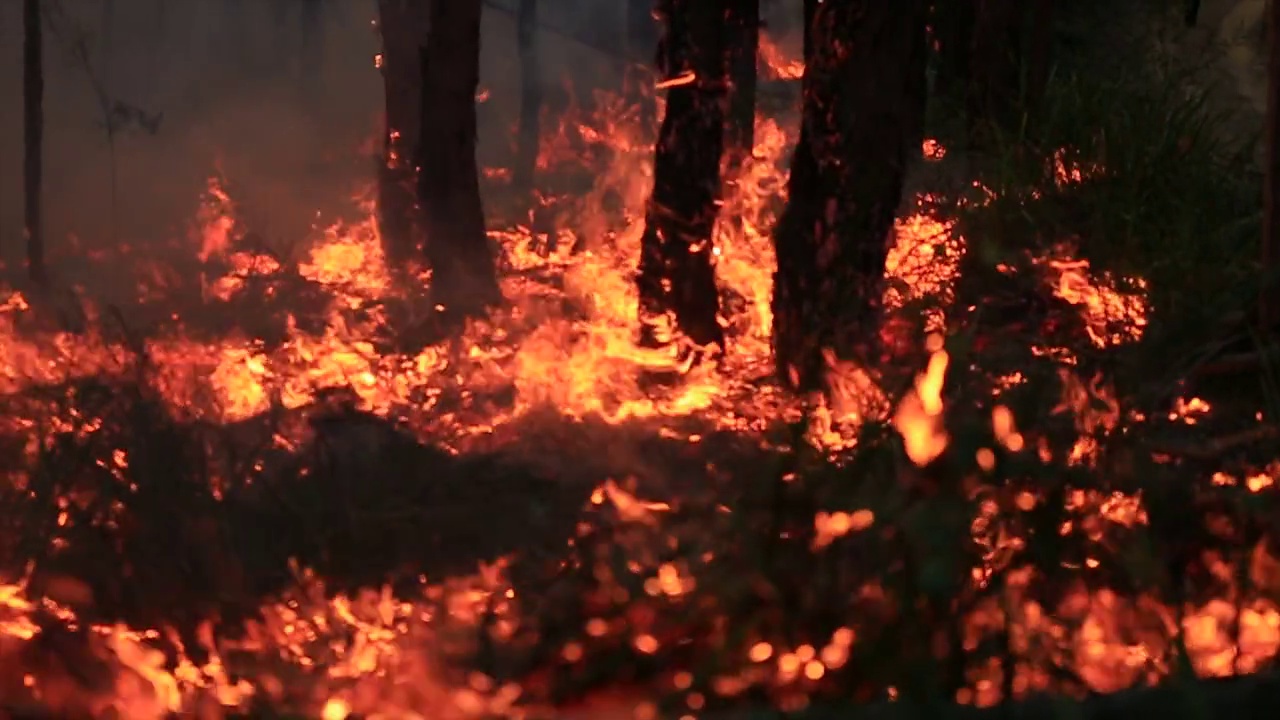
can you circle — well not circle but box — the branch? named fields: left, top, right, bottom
left=1144, top=425, right=1280, bottom=461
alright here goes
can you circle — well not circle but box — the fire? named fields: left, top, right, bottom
left=758, top=34, right=804, bottom=81
left=0, top=32, right=1274, bottom=716
left=894, top=333, right=951, bottom=466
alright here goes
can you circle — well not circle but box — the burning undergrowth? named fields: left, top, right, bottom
left=0, top=43, right=1277, bottom=718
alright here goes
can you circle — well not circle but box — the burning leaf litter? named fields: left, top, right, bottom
left=0, top=35, right=1272, bottom=720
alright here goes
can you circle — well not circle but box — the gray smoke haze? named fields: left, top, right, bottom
left=0, top=0, right=802, bottom=298
left=0, top=0, right=626, bottom=289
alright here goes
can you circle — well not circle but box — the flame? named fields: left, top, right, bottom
left=0, top=54, right=1274, bottom=717
left=894, top=334, right=950, bottom=466
left=758, top=34, right=804, bottom=81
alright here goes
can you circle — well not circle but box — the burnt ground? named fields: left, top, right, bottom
left=2, top=1, right=1280, bottom=718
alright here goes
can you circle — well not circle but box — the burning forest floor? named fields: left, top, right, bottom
left=2, top=9, right=1280, bottom=720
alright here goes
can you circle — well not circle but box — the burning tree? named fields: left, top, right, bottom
left=375, top=0, right=430, bottom=264
left=771, top=0, right=930, bottom=391
left=636, top=0, right=730, bottom=355
left=417, top=0, right=502, bottom=321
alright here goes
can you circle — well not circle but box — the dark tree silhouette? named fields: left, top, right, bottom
left=512, top=0, right=541, bottom=197
left=636, top=0, right=729, bottom=354
left=969, top=0, right=1025, bottom=137
left=1023, top=0, right=1056, bottom=114
left=24, top=0, right=45, bottom=284
left=418, top=0, right=501, bottom=322
left=376, top=0, right=429, bottom=265
left=1264, top=0, right=1280, bottom=329
left=724, top=0, right=759, bottom=177
left=802, top=0, right=818, bottom=60
left=933, top=0, right=977, bottom=97
left=772, top=0, right=929, bottom=391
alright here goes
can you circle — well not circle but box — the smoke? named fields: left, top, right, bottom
left=0, top=0, right=627, bottom=299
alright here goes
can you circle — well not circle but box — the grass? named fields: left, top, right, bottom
left=2, top=3, right=1280, bottom=718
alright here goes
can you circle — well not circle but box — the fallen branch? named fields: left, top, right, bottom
left=1145, top=424, right=1280, bottom=461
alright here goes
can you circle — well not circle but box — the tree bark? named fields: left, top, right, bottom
left=418, top=0, right=502, bottom=322
left=803, top=0, right=818, bottom=62
left=1264, top=0, right=1280, bottom=329
left=934, top=0, right=978, bottom=98
left=1023, top=0, right=1055, bottom=115
left=636, top=0, right=729, bottom=353
left=376, top=0, right=430, bottom=266
left=24, top=0, right=45, bottom=284
left=724, top=0, right=759, bottom=177
left=969, top=0, right=1025, bottom=139
left=513, top=0, right=540, bottom=198
left=771, top=0, right=929, bottom=391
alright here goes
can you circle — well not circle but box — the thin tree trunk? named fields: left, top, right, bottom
left=934, top=0, right=978, bottom=98
left=803, top=0, right=818, bottom=61
left=376, top=0, right=430, bottom=265
left=969, top=0, right=1024, bottom=140
left=24, top=0, right=45, bottom=284
left=418, top=0, right=501, bottom=322
left=725, top=0, right=759, bottom=178
left=771, top=0, right=929, bottom=391
left=513, top=0, right=540, bottom=197
left=636, top=0, right=729, bottom=353
left=1263, top=0, right=1280, bottom=329
left=1023, top=0, right=1055, bottom=115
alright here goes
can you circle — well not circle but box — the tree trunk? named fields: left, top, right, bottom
left=934, top=0, right=978, bottom=98
left=24, top=0, right=45, bottom=284
left=1023, top=0, right=1055, bottom=115
left=513, top=0, right=540, bottom=197
left=376, top=0, right=430, bottom=266
left=636, top=0, right=729, bottom=353
left=771, top=0, right=929, bottom=391
left=803, top=0, right=818, bottom=61
left=1263, top=0, right=1280, bottom=329
left=418, top=0, right=501, bottom=322
left=724, top=0, right=759, bottom=178
left=969, top=0, right=1025, bottom=139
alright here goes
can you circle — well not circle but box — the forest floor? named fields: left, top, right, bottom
left=0, top=0, right=1279, bottom=718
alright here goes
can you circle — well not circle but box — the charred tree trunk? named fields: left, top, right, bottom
left=969, top=0, right=1024, bottom=140
left=803, top=0, right=818, bottom=61
left=1023, top=0, right=1055, bottom=115
left=24, top=0, right=45, bottom=284
left=1264, top=0, right=1280, bottom=329
left=772, top=0, right=929, bottom=391
left=376, top=0, right=430, bottom=266
left=724, top=0, right=759, bottom=178
left=934, top=0, right=978, bottom=98
left=418, top=0, right=501, bottom=322
left=513, top=0, right=540, bottom=197
left=636, top=0, right=729, bottom=353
